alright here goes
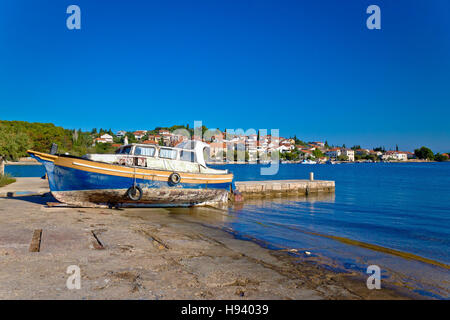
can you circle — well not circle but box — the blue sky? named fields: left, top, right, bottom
left=0, top=0, right=449, bottom=152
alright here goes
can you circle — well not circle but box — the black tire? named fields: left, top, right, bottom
left=127, top=185, right=143, bottom=201
left=168, top=172, right=181, bottom=185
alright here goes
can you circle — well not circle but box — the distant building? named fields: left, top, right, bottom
left=370, top=150, right=383, bottom=157
left=93, top=138, right=108, bottom=145
left=325, top=148, right=341, bottom=159
left=116, top=130, right=127, bottom=137
left=277, top=145, right=292, bottom=153
left=299, top=149, right=313, bottom=159
left=209, top=142, right=226, bottom=161
left=310, top=141, right=325, bottom=148
left=245, top=139, right=258, bottom=162
left=133, top=130, right=147, bottom=140
left=404, top=151, right=415, bottom=159
left=100, top=134, right=113, bottom=143
left=159, top=129, right=171, bottom=136
left=142, top=140, right=158, bottom=145
left=341, top=149, right=355, bottom=161
left=382, top=151, right=408, bottom=161
left=355, top=149, right=370, bottom=156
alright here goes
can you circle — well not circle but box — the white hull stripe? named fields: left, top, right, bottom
left=71, top=162, right=230, bottom=181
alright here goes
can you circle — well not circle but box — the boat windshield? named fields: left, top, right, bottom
left=134, top=146, right=156, bottom=157
left=180, top=150, right=196, bottom=163
left=116, top=146, right=132, bottom=154
left=176, top=140, right=196, bottom=150
left=175, top=140, right=208, bottom=167
left=159, top=148, right=177, bottom=159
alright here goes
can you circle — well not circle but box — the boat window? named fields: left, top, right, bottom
left=159, top=148, right=177, bottom=160
left=180, top=150, right=196, bottom=163
left=134, top=146, right=156, bottom=157
left=116, top=146, right=132, bottom=154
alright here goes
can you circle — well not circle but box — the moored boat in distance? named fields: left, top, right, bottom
left=301, top=159, right=317, bottom=164
left=28, top=141, right=233, bottom=208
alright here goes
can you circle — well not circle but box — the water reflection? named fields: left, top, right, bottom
left=232, top=193, right=335, bottom=211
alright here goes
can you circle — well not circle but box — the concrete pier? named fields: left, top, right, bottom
left=234, top=179, right=335, bottom=198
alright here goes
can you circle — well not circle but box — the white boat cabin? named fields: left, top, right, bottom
left=82, top=140, right=227, bottom=174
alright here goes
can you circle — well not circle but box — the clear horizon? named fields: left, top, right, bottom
left=1, top=1, right=449, bottom=152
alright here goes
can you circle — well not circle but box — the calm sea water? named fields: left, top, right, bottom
left=215, top=162, right=450, bottom=298
left=6, top=162, right=450, bottom=298
left=5, top=164, right=45, bottom=177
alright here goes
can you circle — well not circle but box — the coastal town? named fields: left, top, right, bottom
left=0, top=120, right=448, bottom=171
left=91, top=127, right=449, bottom=164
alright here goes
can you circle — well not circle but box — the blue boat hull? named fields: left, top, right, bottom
left=30, top=153, right=232, bottom=207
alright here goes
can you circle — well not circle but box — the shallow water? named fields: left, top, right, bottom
left=214, top=162, right=450, bottom=299
left=6, top=162, right=450, bottom=298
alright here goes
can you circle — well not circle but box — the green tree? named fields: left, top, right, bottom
left=312, top=149, right=324, bottom=158
left=0, top=126, right=32, bottom=161
left=434, top=153, right=448, bottom=162
left=414, top=146, right=434, bottom=160
left=293, top=136, right=307, bottom=146
left=125, top=132, right=137, bottom=143
left=94, top=142, right=116, bottom=154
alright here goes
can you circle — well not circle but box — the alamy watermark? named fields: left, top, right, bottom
left=366, top=265, right=381, bottom=289
left=168, top=120, right=281, bottom=175
left=66, top=265, right=81, bottom=290
left=66, top=5, right=81, bottom=30
left=367, top=5, right=381, bottom=30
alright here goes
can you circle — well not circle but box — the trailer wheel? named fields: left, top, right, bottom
left=168, top=172, right=181, bottom=185
left=127, top=185, right=143, bottom=201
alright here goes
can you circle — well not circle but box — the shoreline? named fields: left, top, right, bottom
left=0, top=179, right=415, bottom=299
left=1, top=178, right=445, bottom=299
left=0, top=197, right=414, bottom=300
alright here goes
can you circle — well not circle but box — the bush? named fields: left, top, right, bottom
left=434, top=153, right=448, bottom=162
left=0, top=174, right=16, bottom=187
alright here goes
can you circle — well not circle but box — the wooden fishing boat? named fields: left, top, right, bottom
left=28, top=141, right=233, bottom=208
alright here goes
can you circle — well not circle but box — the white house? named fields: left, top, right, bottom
left=341, top=149, right=355, bottom=161
left=325, top=148, right=341, bottom=159
left=133, top=130, right=147, bottom=140
left=277, top=145, right=292, bottom=153
left=93, top=134, right=113, bottom=146
left=382, top=151, right=408, bottom=161
left=310, top=141, right=325, bottom=148
left=100, top=134, right=113, bottom=143
left=116, top=130, right=127, bottom=137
